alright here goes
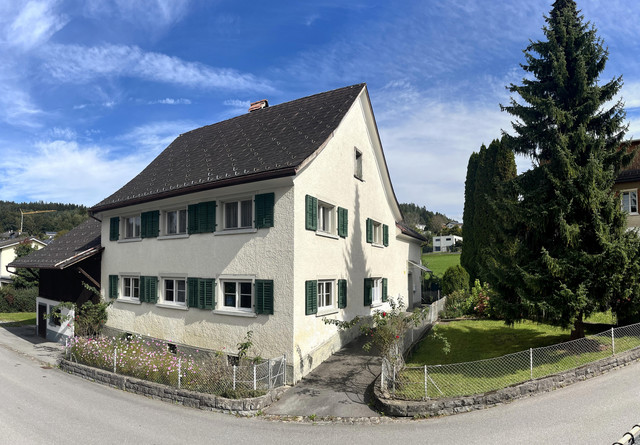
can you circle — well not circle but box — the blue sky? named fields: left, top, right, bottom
left=2, top=0, right=640, bottom=221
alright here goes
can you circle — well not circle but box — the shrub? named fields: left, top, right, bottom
left=441, top=265, right=470, bottom=296
left=0, top=286, right=37, bottom=312
left=465, top=280, right=495, bottom=318
left=440, top=289, right=469, bottom=319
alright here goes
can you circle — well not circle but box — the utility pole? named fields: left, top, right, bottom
left=19, top=209, right=56, bottom=235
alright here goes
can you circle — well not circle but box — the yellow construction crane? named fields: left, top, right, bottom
left=19, top=209, right=56, bottom=235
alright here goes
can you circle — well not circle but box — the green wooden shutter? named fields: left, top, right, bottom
left=382, top=278, right=388, bottom=302
left=109, top=217, right=119, bottom=241
left=383, top=224, right=389, bottom=247
left=338, top=279, right=347, bottom=309
left=188, top=204, right=198, bottom=233
left=141, top=211, right=159, bottom=238
left=255, top=279, right=274, bottom=315
left=338, top=207, right=348, bottom=238
left=109, top=275, right=119, bottom=299
left=188, top=201, right=216, bottom=234
left=305, top=280, right=318, bottom=315
left=305, top=195, right=318, bottom=231
left=255, top=193, right=275, bottom=228
left=187, top=278, right=198, bottom=308
left=141, top=276, right=158, bottom=303
left=366, top=218, right=373, bottom=243
left=200, top=279, right=215, bottom=309
left=364, top=278, right=373, bottom=306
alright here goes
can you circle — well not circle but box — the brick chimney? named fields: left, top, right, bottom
left=249, top=99, right=269, bottom=112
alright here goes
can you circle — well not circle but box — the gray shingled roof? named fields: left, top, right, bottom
left=396, top=221, right=427, bottom=242
left=8, top=218, right=102, bottom=269
left=91, top=83, right=366, bottom=212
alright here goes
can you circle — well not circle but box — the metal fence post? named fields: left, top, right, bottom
left=381, top=361, right=385, bottom=391
left=392, top=363, right=396, bottom=395
left=253, top=364, right=257, bottom=390
left=233, top=365, right=237, bottom=390
left=283, top=354, right=287, bottom=385
left=268, top=358, right=272, bottom=389
left=178, top=358, right=181, bottom=389
left=113, top=347, right=117, bottom=373
left=529, top=348, right=533, bottom=380
left=612, top=327, right=615, bottom=356
left=424, top=365, right=428, bottom=399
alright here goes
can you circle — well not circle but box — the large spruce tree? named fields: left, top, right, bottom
left=493, top=0, right=640, bottom=336
left=461, top=151, right=480, bottom=280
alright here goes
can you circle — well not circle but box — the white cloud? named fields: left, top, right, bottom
left=0, top=140, right=147, bottom=206
left=40, top=43, right=275, bottom=92
left=82, top=0, right=190, bottom=31
left=149, top=98, right=192, bottom=105
left=4, top=0, right=67, bottom=51
left=119, top=120, right=199, bottom=156
left=0, top=81, right=43, bottom=127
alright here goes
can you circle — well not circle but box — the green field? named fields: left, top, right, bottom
left=0, top=312, right=36, bottom=326
left=421, top=253, right=461, bottom=276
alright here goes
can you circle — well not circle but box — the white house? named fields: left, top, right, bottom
left=432, top=235, right=462, bottom=252
left=89, top=84, right=427, bottom=382
left=0, top=237, right=46, bottom=287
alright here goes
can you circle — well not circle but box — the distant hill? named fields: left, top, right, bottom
left=0, top=201, right=88, bottom=239
left=399, top=203, right=455, bottom=234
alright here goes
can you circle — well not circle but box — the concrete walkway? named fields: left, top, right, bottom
left=264, top=335, right=382, bottom=417
left=0, top=324, right=62, bottom=367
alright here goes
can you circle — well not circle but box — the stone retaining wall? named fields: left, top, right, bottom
left=60, top=359, right=287, bottom=415
left=375, top=346, right=640, bottom=417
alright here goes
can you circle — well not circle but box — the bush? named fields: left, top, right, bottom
left=440, top=289, right=469, bottom=319
left=441, top=265, right=470, bottom=296
left=0, top=286, right=37, bottom=312
left=465, top=280, right=495, bottom=318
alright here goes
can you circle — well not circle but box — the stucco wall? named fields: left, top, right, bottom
left=0, top=239, right=44, bottom=284
left=290, top=92, right=423, bottom=380
left=613, top=181, right=640, bottom=229
left=98, top=178, right=296, bottom=361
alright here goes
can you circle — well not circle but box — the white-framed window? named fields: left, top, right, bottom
left=122, top=276, right=140, bottom=300
left=123, top=215, right=141, bottom=239
left=372, top=220, right=382, bottom=245
left=317, top=280, right=334, bottom=310
left=317, top=201, right=335, bottom=234
left=622, top=190, right=638, bottom=214
left=224, top=199, right=253, bottom=229
left=163, top=278, right=186, bottom=305
left=221, top=280, right=253, bottom=311
left=354, top=148, right=363, bottom=179
left=165, top=209, right=187, bottom=235
left=371, top=278, right=382, bottom=305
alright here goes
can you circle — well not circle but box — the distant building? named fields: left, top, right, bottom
left=444, top=221, right=463, bottom=229
left=432, top=235, right=462, bottom=253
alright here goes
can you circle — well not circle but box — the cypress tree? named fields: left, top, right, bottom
left=461, top=151, right=480, bottom=281
left=493, top=0, right=640, bottom=336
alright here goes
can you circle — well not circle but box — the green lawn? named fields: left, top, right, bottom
left=395, top=318, right=636, bottom=399
left=421, top=253, right=460, bottom=276
left=0, top=312, right=36, bottom=326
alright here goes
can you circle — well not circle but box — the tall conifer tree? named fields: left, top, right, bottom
left=493, top=0, right=640, bottom=336
left=461, top=151, right=480, bottom=281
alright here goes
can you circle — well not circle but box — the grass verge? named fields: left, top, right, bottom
left=0, top=312, right=36, bottom=326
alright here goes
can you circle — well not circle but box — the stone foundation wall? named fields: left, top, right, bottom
left=60, top=359, right=287, bottom=416
left=375, top=347, right=640, bottom=417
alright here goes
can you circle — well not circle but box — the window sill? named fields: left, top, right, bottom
left=118, top=238, right=142, bottom=243
left=213, top=309, right=257, bottom=318
left=214, top=228, right=258, bottom=236
left=371, top=302, right=383, bottom=308
left=155, top=303, right=189, bottom=311
left=317, top=308, right=339, bottom=317
left=158, top=234, right=189, bottom=240
left=315, top=231, right=339, bottom=240
left=371, top=243, right=384, bottom=248
left=116, top=299, right=141, bottom=305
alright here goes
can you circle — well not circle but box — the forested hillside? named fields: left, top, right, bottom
left=0, top=201, right=87, bottom=238
left=399, top=203, right=454, bottom=234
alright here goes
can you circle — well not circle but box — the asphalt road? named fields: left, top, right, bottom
left=1, top=343, right=639, bottom=444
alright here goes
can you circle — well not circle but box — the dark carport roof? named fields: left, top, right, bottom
left=91, top=83, right=367, bottom=212
left=8, top=218, right=102, bottom=270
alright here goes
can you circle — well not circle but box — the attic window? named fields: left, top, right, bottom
left=354, top=148, right=363, bottom=180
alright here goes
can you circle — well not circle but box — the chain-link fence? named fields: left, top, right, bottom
left=65, top=335, right=286, bottom=397
left=382, top=322, right=640, bottom=400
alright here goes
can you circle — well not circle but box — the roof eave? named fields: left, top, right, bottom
left=90, top=167, right=298, bottom=214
